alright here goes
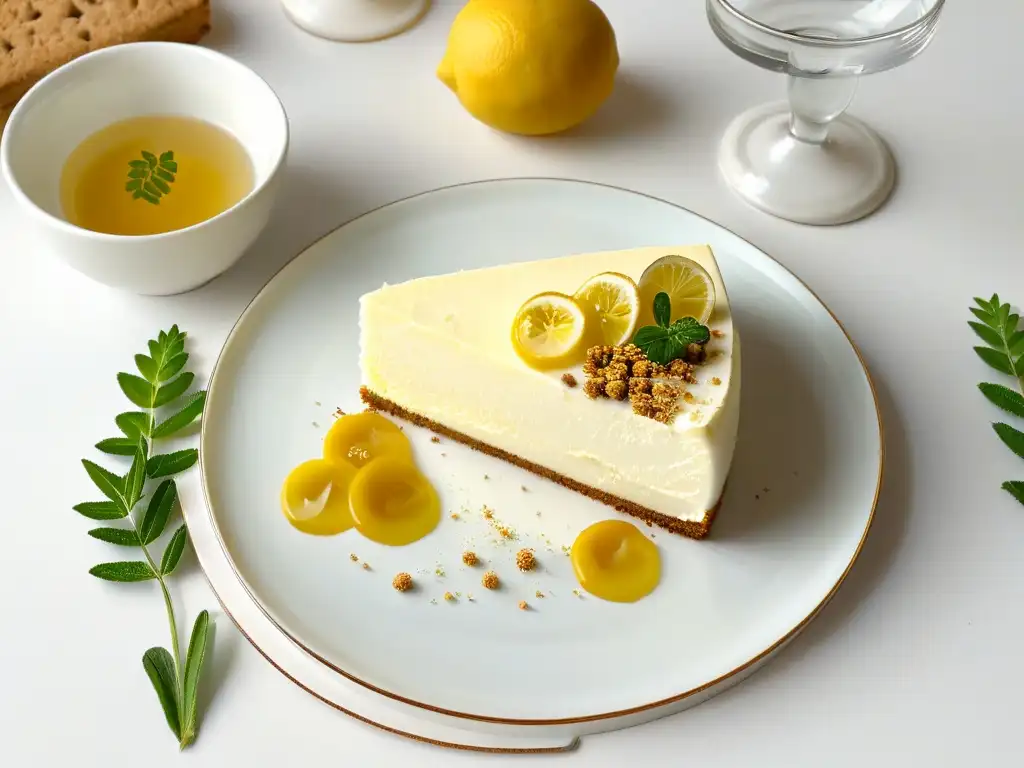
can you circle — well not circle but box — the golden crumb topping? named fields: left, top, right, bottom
left=580, top=344, right=699, bottom=423
left=518, top=600, right=529, bottom=611
left=392, top=573, right=413, bottom=592
left=561, top=372, right=578, bottom=388
left=444, top=591, right=456, bottom=602
left=462, top=551, right=479, bottom=566
left=515, top=548, right=536, bottom=572
left=482, top=571, right=500, bottom=589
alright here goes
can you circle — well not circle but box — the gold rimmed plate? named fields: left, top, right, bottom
left=187, top=178, right=881, bottom=743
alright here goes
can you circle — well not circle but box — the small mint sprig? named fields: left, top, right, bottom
left=970, top=294, right=1024, bottom=505
left=632, top=291, right=710, bottom=365
left=74, top=326, right=212, bottom=748
left=126, top=150, right=177, bottom=205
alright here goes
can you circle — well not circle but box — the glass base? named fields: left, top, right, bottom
left=718, top=101, right=895, bottom=226
left=280, top=0, right=430, bottom=42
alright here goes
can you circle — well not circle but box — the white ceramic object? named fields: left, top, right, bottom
left=718, top=101, right=895, bottom=226
left=280, top=0, right=430, bottom=42
left=707, top=0, right=945, bottom=225
left=0, top=42, right=289, bottom=296
left=194, top=179, right=882, bottom=742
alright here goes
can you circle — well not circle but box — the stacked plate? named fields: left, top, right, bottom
left=184, top=179, right=881, bottom=752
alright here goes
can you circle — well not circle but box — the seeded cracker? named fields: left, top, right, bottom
left=1, top=1, right=212, bottom=124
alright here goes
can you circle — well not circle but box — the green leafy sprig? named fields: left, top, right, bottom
left=632, top=291, right=711, bottom=365
left=75, top=326, right=211, bottom=748
left=970, top=294, right=1024, bottom=505
left=126, top=150, right=177, bottom=205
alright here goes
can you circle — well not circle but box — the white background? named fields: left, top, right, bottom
left=2, top=1, right=1021, bottom=765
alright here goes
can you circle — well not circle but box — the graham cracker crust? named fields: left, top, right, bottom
left=359, top=387, right=722, bottom=540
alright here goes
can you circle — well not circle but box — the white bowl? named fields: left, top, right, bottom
left=0, top=42, right=289, bottom=295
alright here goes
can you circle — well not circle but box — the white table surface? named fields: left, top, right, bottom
left=2, top=1, right=1021, bottom=765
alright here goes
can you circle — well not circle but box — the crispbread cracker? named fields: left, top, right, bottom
left=1, top=0, right=211, bottom=122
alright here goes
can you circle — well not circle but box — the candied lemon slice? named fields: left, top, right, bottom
left=637, top=255, right=716, bottom=327
left=573, top=272, right=640, bottom=347
left=511, top=291, right=588, bottom=370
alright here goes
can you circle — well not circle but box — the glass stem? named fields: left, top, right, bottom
left=786, top=73, right=858, bottom=144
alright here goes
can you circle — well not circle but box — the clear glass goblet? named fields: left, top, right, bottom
left=707, top=0, right=945, bottom=225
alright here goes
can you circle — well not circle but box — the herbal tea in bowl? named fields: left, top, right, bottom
left=0, top=42, right=288, bottom=295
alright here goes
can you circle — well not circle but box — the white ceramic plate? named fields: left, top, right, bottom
left=199, top=178, right=881, bottom=727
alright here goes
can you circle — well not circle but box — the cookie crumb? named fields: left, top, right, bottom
left=518, top=600, right=529, bottom=611
left=349, top=554, right=359, bottom=562
left=482, top=571, right=500, bottom=589
left=561, top=372, right=578, bottom=388
left=712, top=329, right=725, bottom=338
left=444, top=591, right=456, bottom=602
left=392, top=573, right=413, bottom=592
left=521, top=485, right=529, bottom=492
left=462, top=551, right=479, bottom=566
left=498, top=526, right=513, bottom=539
left=450, top=512, right=460, bottom=520
left=572, top=589, right=582, bottom=597
left=535, top=590, right=544, bottom=599
left=515, top=548, right=536, bottom=572
left=362, top=562, right=371, bottom=571
left=430, top=435, right=441, bottom=443
left=482, top=506, right=494, bottom=520
left=435, top=565, right=445, bottom=577
left=711, top=377, right=722, bottom=386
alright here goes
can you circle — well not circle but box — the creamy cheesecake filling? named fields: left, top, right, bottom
left=358, top=245, right=740, bottom=524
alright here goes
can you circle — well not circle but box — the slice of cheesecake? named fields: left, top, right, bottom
left=358, top=245, right=741, bottom=539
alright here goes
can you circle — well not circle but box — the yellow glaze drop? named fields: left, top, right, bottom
left=570, top=520, right=660, bottom=602
left=323, top=411, right=411, bottom=468
left=348, top=456, right=441, bottom=546
left=280, top=459, right=358, bottom=536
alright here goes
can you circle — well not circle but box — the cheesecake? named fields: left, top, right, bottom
left=358, top=245, right=741, bottom=538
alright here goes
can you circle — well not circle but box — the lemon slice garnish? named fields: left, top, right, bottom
left=637, top=255, right=716, bottom=327
left=512, top=291, right=588, bottom=370
left=573, top=271, right=640, bottom=347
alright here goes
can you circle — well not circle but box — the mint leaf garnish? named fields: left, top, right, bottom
left=632, top=294, right=710, bottom=365
left=653, top=291, right=671, bottom=328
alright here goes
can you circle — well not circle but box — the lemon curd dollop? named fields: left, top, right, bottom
left=280, top=412, right=440, bottom=546
left=348, top=456, right=441, bottom=546
left=570, top=520, right=661, bottom=602
left=280, top=458, right=358, bottom=536
left=323, top=411, right=412, bottom=468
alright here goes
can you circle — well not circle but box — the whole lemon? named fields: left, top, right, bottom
left=437, top=0, right=619, bottom=136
